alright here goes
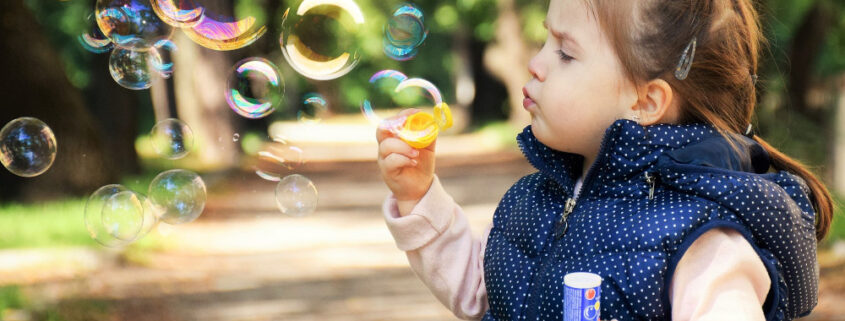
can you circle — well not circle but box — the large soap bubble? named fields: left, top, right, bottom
left=361, top=70, right=452, bottom=149
left=79, top=13, right=114, bottom=54
left=255, top=136, right=304, bottom=181
left=0, top=117, right=57, bottom=178
left=96, top=0, right=174, bottom=49
left=275, top=174, right=318, bottom=217
left=149, top=0, right=204, bottom=28
left=148, top=169, right=207, bottom=224
left=280, top=0, right=365, bottom=80
left=225, top=58, right=284, bottom=119
left=183, top=11, right=267, bottom=51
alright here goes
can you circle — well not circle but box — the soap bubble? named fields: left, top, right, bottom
left=360, top=70, right=451, bottom=148
left=233, top=133, right=240, bottom=142
left=151, top=39, right=176, bottom=77
left=109, top=43, right=163, bottom=90
left=79, top=13, right=114, bottom=53
left=150, top=118, right=194, bottom=159
left=85, top=184, right=135, bottom=247
left=102, top=190, right=145, bottom=241
left=149, top=0, right=204, bottom=28
left=183, top=11, right=267, bottom=51
left=225, top=58, right=284, bottom=119
left=95, top=0, right=174, bottom=49
left=384, top=3, right=427, bottom=61
left=255, top=136, right=303, bottom=181
left=148, top=169, right=207, bottom=224
left=275, top=174, right=318, bottom=217
left=298, top=93, right=327, bottom=123
left=0, top=117, right=57, bottom=178
left=280, top=0, right=365, bottom=80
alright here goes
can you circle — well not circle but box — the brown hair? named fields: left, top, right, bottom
left=585, top=0, right=833, bottom=242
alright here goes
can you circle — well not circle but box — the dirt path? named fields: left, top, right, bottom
left=5, top=151, right=845, bottom=320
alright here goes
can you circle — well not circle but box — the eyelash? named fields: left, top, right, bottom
left=556, top=50, right=574, bottom=62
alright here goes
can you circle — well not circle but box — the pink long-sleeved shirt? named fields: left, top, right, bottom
left=383, top=176, right=770, bottom=320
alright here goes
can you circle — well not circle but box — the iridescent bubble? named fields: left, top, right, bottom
left=108, top=43, right=163, bottom=90
left=148, top=169, right=207, bottom=224
left=150, top=118, right=194, bottom=159
left=149, top=0, right=204, bottom=28
left=95, top=0, right=174, bottom=49
left=102, top=190, right=145, bottom=241
left=255, top=136, right=304, bottom=181
left=151, top=39, right=176, bottom=78
left=280, top=0, right=365, bottom=80
left=275, top=174, right=318, bottom=217
left=225, top=58, right=284, bottom=119
left=85, top=184, right=134, bottom=247
left=384, top=3, right=427, bottom=61
left=182, top=11, right=267, bottom=51
left=79, top=13, right=114, bottom=54
left=233, top=133, right=240, bottom=142
left=0, top=117, right=57, bottom=178
left=360, top=70, right=451, bottom=149
left=298, top=93, right=327, bottom=123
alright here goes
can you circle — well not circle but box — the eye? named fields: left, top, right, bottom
left=556, top=50, right=574, bottom=62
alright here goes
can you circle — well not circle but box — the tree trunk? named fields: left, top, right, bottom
left=171, top=23, right=238, bottom=170
left=786, top=1, right=833, bottom=121
left=834, top=74, right=845, bottom=193
left=0, top=0, right=116, bottom=201
left=483, top=0, right=532, bottom=128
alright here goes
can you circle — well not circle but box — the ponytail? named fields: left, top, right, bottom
left=753, top=136, right=834, bottom=242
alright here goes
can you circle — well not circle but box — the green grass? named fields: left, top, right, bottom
left=0, top=199, right=95, bottom=249
left=1, top=285, right=113, bottom=321
left=825, top=193, right=845, bottom=245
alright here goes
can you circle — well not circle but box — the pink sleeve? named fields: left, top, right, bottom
left=383, top=175, right=490, bottom=320
left=670, top=227, right=771, bottom=321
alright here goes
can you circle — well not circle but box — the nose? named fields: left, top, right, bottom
left=528, top=50, right=545, bottom=82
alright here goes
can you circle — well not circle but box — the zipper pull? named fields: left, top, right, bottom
left=644, top=172, right=656, bottom=200
left=555, top=198, right=577, bottom=238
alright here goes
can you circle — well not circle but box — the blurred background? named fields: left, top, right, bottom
left=0, top=0, right=843, bottom=320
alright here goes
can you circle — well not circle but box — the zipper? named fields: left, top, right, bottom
left=644, top=171, right=657, bottom=200
left=554, top=198, right=576, bottom=238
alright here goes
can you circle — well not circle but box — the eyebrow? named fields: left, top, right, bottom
left=542, top=20, right=583, bottom=54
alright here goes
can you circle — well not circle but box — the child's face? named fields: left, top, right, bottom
left=523, top=0, right=638, bottom=161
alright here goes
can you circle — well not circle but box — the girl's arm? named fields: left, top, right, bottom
left=383, top=175, right=490, bottom=320
left=670, top=227, right=771, bottom=321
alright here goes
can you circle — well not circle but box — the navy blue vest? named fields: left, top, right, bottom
left=482, top=119, right=818, bottom=320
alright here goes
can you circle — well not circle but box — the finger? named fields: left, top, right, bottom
left=379, top=137, right=419, bottom=160
left=382, top=153, right=417, bottom=172
left=376, top=108, right=422, bottom=142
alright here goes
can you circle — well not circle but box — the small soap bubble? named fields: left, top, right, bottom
left=85, top=184, right=134, bottom=247
left=109, top=44, right=163, bottom=90
left=148, top=169, right=207, bottom=224
left=275, top=174, right=318, bottom=217
left=298, top=93, right=327, bottom=123
left=255, top=136, right=304, bottom=181
left=79, top=13, right=114, bottom=54
left=280, top=0, right=365, bottom=80
left=384, top=3, right=427, bottom=61
left=0, top=117, right=57, bottom=178
left=102, top=190, right=145, bottom=241
left=233, top=133, right=240, bottom=142
left=182, top=11, right=267, bottom=51
left=95, top=0, right=174, bottom=49
left=225, top=57, right=284, bottom=119
left=150, top=118, right=194, bottom=159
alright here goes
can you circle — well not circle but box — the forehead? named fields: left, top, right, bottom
left=546, top=0, right=603, bottom=46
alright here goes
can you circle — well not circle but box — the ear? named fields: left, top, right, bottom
left=632, top=79, right=681, bottom=125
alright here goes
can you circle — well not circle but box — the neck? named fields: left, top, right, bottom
left=581, top=154, right=595, bottom=179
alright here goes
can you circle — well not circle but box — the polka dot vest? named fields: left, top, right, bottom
left=481, top=119, right=818, bottom=320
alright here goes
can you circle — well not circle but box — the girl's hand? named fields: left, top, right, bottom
left=377, top=109, right=436, bottom=215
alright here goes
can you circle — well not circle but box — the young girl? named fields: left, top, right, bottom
left=376, top=0, right=833, bottom=320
